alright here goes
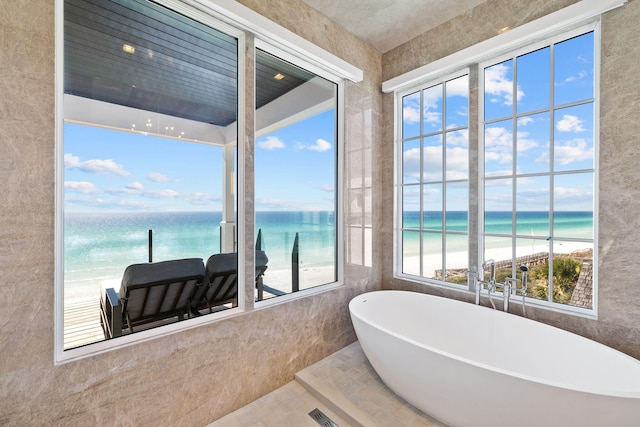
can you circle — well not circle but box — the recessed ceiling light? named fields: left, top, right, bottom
left=274, top=73, right=285, bottom=80
left=122, top=44, right=135, bottom=54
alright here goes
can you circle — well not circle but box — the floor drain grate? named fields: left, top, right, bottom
left=308, top=408, right=340, bottom=427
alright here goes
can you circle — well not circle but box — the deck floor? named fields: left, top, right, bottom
left=64, top=298, right=105, bottom=349
left=63, top=289, right=281, bottom=350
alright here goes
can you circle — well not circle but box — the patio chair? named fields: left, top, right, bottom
left=191, top=250, right=269, bottom=314
left=100, top=258, right=206, bottom=339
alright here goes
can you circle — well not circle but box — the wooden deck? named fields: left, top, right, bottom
left=63, top=287, right=283, bottom=350
left=64, top=298, right=105, bottom=349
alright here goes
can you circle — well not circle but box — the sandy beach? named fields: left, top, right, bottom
left=402, top=240, right=592, bottom=278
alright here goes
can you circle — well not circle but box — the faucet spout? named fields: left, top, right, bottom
left=476, top=259, right=496, bottom=306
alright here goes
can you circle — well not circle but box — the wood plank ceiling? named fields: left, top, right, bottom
left=64, top=0, right=315, bottom=127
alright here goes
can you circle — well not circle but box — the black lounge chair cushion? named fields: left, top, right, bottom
left=191, top=251, right=268, bottom=311
left=120, top=258, right=205, bottom=326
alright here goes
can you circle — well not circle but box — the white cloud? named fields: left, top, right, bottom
left=258, top=136, right=285, bottom=150
left=64, top=153, right=130, bottom=176
left=403, top=105, right=420, bottom=124
left=402, top=147, right=421, bottom=180
left=484, top=63, right=524, bottom=106
left=319, top=184, right=334, bottom=192
left=555, top=186, right=592, bottom=198
left=402, top=92, right=421, bottom=124
left=554, top=138, right=593, bottom=165
left=556, top=115, right=585, bottom=133
left=484, top=127, right=513, bottom=165
left=556, top=70, right=589, bottom=86
left=149, top=189, right=179, bottom=199
left=517, top=117, right=534, bottom=126
left=446, top=76, right=469, bottom=97
left=307, top=138, right=332, bottom=152
left=147, top=172, right=173, bottom=183
left=127, top=181, right=144, bottom=190
left=183, top=192, right=220, bottom=206
left=444, top=146, right=469, bottom=179
left=447, top=129, right=468, bottom=147
left=64, top=181, right=98, bottom=194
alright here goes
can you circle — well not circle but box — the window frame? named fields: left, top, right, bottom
left=54, top=0, right=356, bottom=363
left=252, top=39, right=345, bottom=307
left=479, top=23, right=599, bottom=318
left=392, top=21, right=600, bottom=318
left=394, top=69, right=471, bottom=290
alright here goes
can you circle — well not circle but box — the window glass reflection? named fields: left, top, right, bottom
left=254, top=49, right=338, bottom=298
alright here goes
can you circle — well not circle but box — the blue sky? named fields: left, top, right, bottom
left=402, top=31, right=595, bottom=213
left=64, top=109, right=336, bottom=213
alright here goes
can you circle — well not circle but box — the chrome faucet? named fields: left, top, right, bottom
left=502, top=264, right=530, bottom=314
left=475, top=259, right=496, bottom=305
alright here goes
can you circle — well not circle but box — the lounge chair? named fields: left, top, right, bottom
left=100, top=258, right=205, bottom=339
left=191, top=250, right=269, bottom=314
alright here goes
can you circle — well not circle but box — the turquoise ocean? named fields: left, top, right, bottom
left=64, top=211, right=336, bottom=300
left=64, top=210, right=591, bottom=300
left=403, top=210, right=593, bottom=255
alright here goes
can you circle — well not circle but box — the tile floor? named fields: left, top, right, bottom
left=209, top=342, right=446, bottom=427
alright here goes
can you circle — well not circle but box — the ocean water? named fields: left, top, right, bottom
left=63, top=211, right=336, bottom=300
left=402, top=211, right=593, bottom=256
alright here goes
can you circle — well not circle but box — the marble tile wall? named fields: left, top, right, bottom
left=380, top=0, right=640, bottom=360
left=0, top=0, right=380, bottom=425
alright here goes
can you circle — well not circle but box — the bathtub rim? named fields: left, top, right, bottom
left=349, top=290, right=640, bottom=400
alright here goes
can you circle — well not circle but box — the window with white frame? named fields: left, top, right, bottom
left=399, top=72, right=469, bottom=285
left=57, top=0, right=358, bottom=361
left=395, top=24, right=598, bottom=314
left=482, top=27, right=596, bottom=310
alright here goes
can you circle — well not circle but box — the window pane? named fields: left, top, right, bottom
left=485, top=119, right=513, bottom=177
left=516, top=112, right=550, bottom=174
left=423, top=135, right=443, bottom=182
left=554, top=32, right=594, bottom=106
left=446, top=182, right=468, bottom=232
left=423, top=232, right=443, bottom=279
left=402, top=231, right=421, bottom=276
left=402, top=91, right=421, bottom=139
left=515, top=237, right=549, bottom=303
left=403, top=139, right=421, bottom=184
left=423, top=84, right=443, bottom=133
left=446, top=75, right=469, bottom=129
left=554, top=103, right=594, bottom=172
left=554, top=173, right=594, bottom=239
left=255, top=49, right=338, bottom=296
left=446, top=233, right=468, bottom=283
left=517, top=47, right=550, bottom=114
left=552, top=241, right=593, bottom=308
left=63, top=0, right=238, bottom=349
left=484, top=236, right=512, bottom=269
left=446, top=129, right=469, bottom=180
left=423, top=184, right=443, bottom=231
left=403, top=185, right=420, bottom=229
left=485, top=59, right=515, bottom=121
left=516, top=176, right=549, bottom=237
left=485, top=179, right=512, bottom=233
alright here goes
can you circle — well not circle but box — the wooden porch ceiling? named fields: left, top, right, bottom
left=64, top=0, right=315, bottom=127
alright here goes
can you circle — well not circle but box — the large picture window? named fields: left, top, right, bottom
left=399, top=73, right=469, bottom=285
left=59, top=0, right=350, bottom=356
left=482, top=29, right=596, bottom=310
left=62, top=0, right=239, bottom=349
left=254, top=49, right=339, bottom=298
left=395, top=24, right=598, bottom=315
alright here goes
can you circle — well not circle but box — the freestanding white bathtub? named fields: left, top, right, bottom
left=349, top=290, right=640, bottom=427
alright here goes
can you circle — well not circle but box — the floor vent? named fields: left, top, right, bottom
left=308, top=408, right=340, bottom=427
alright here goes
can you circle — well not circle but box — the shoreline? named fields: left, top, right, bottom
left=64, top=241, right=592, bottom=304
